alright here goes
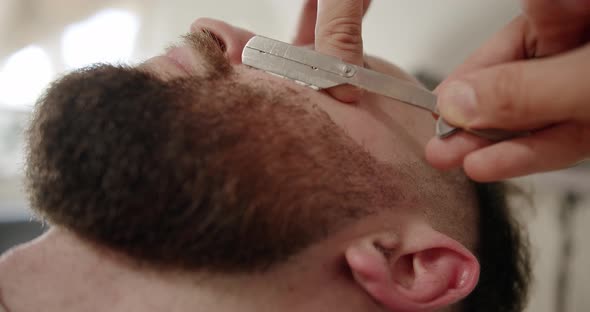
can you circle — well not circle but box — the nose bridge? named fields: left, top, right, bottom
left=190, top=18, right=256, bottom=64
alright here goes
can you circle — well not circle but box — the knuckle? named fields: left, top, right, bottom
left=318, top=17, right=363, bottom=56
left=322, top=17, right=362, bottom=41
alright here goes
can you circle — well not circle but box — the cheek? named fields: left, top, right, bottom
left=139, top=56, right=188, bottom=80
left=371, top=95, right=437, bottom=148
left=345, top=117, right=401, bottom=163
left=236, top=66, right=430, bottom=164
left=316, top=100, right=407, bottom=163
left=394, top=110, right=436, bottom=146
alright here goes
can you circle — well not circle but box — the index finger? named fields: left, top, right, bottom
left=293, top=0, right=371, bottom=47
left=315, top=0, right=368, bottom=102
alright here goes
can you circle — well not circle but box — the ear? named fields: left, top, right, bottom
left=345, top=227, right=479, bottom=312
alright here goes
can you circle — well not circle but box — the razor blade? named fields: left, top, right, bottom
left=242, top=35, right=526, bottom=141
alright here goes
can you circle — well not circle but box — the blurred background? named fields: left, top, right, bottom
left=0, top=1, right=588, bottom=311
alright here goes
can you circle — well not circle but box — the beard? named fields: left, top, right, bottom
left=25, top=31, right=402, bottom=273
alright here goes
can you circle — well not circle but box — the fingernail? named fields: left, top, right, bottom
left=438, top=81, right=478, bottom=127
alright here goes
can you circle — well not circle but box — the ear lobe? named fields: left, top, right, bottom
left=346, top=230, right=479, bottom=312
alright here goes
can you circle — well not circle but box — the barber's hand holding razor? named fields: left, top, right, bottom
left=293, top=0, right=371, bottom=103
left=427, top=0, right=590, bottom=181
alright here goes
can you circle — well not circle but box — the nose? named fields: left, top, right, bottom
left=190, top=18, right=256, bottom=64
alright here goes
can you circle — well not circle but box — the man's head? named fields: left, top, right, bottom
left=1, top=19, right=529, bottom=312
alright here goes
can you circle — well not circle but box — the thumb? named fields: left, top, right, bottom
left=315, top=0, right=365, bottom=102
left=436, top=44, right=590, bottom=131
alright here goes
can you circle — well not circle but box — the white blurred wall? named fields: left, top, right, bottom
left=0, top=0, right=522, bottom=76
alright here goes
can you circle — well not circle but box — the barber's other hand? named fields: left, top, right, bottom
left=293, top=0, right=371, bottom=102
left=427, top=1, right=590, bottom=182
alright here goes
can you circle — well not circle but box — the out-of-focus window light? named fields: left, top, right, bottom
left=61, top=9, right=140, bottom=69
left=0, top=45, right=54, bottom=110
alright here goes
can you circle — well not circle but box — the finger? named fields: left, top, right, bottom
left=316, top=0, right=365, bottom=65
left=293, top=0, right=371, bottom=46
left=425, top=132, right=492, bottom=170
left=462, top=122, right=590, bottom=182
left=521, top=0, right=590, bottom=17
left=292, top=0, right=318, bottom=46
left=440, top=3, right=590, bottom=88
left=436, top=44, right=590, bottom=131
left=436, top=16, right=529, bottom=85
left=315, top=0, right=367, bottom=102
left=562, top=0, right=590, bottom=11
left=520, top=0, right=590, bottom=57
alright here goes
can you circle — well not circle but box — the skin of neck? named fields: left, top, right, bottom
left=1, top=206, right=467, bottom=312
left=0, top=225, right=391, bottom=312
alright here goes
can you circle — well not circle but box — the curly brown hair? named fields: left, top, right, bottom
left=462, top=182, right=531, bottom=312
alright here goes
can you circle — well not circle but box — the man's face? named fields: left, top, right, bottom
left=25, top=27, right=477, bottom=273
